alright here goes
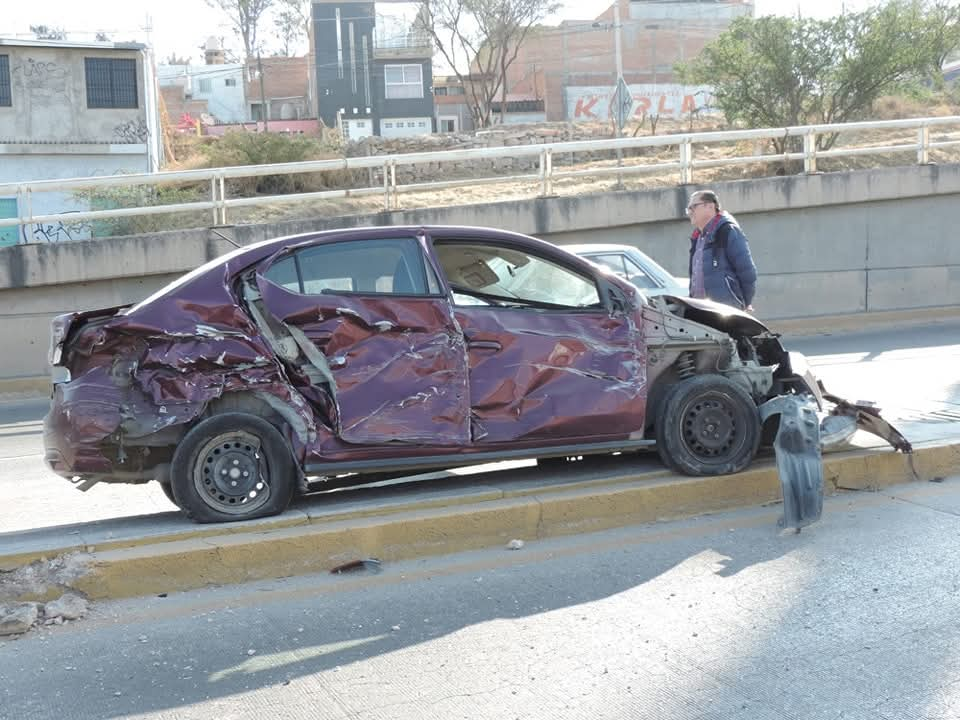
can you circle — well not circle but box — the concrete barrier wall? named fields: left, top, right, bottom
left=1, top=163, right=958, bottom=381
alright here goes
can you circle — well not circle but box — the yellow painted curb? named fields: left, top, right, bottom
left=49, top=439, right=960, bottom=602
left=70, top=498, right=543, bottom=600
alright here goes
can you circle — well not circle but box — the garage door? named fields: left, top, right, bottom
left=380, top=117, right=431, bottom=138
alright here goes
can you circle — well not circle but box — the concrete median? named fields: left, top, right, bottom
left=2, top=438, right=958, bottom=603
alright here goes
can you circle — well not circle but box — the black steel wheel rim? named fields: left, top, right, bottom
left=680, top=391, right=746, bottom=463
left=193, top=431, right=271, bottom=515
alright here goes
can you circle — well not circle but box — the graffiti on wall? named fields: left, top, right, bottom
left=11, top=57, right=69, bottom=102
left=564, top=84, right=717, bottom=122
left=113, top=118, right=149, bottom=143
left=17, top=213, right=92, bottom=244
left=29, top=221, right=75, bottom=243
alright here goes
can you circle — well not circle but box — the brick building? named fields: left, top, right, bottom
left=499, top=0, right=753, bottom=122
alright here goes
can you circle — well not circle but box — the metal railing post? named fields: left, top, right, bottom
left=679, top=140, right=693, bottom=184
left=219, top=176, right=227, bottom=224
left=538, top=149, right=546, bottom=197
left=544, top=149, right=554, bottom=196
left=210, top=178, right=219, bottom=225
left=382, top=161, right=391, bottom=211
left=803, top=131, right=818, bottom=173
left=16, top=186, right=25, bottom=243
left=389, top=161, right=398, bottom=211
left=918, top=125, right=931, bottom=165
left=25, top=187, right=33, bottom=242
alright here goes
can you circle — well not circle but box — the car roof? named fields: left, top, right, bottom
left=563, top=243, right=639, bottom=254
left=128, top=225, right=597, bottom=314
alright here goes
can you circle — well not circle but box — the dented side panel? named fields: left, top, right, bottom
left=44, top=268, right=325, bottom=482
left=257, top=278, right=470, bottom=446
left=454, top=307, right=647, bottom=443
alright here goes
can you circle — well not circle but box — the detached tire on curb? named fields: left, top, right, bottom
left=170, top=412, right=296, bottom=523
left=654, top=375, right=761, bottom=476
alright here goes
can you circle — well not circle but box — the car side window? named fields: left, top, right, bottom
left=590, top=253, right=658, bottom=290
left=589, top=254, right=629, bottom=277
left=435, top=242, right=601, bottom=309
left=263, top=255, right=301, bottom=292
left=263, top=238, right=434, bottom=296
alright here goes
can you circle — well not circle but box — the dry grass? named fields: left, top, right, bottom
left=176, top=97, right=960, bottom=227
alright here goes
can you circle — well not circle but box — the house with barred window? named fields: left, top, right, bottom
left=0, top=37, right=162, bottom=244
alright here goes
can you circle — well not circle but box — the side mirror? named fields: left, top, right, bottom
left=601, top=280, right=631, bottom=315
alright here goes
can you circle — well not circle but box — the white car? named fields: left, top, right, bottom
left=567, top=243, right=689, bottom=297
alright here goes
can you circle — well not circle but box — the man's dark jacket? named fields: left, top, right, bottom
left=688, top=212, right=757, bottom=310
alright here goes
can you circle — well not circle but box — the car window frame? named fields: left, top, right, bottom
left=260, top=235, right=446, bottom=299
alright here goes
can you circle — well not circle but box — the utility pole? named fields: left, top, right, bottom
left=257, top=52, right=269, bottom=132
left=615, top=0, right=623, bottom=92
left=614, top=0, right=625, bottom=187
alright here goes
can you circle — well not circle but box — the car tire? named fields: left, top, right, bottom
left=170, top=412, right=296, bottom=523
left=158, top=481, right=179, bottom=508
left=654, top=375, right=761, bottom=476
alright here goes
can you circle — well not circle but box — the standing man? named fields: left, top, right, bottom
left=686, top=190, right=757, bottom=312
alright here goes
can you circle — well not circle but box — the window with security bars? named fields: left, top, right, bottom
left=0, top=56, right=10, bottom=107
left=384, top=64, right=423, bottom=99
left=85, top=58, right=138, bottom=108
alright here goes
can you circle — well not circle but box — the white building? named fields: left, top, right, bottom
left=157, top=57, right=247, bottom=124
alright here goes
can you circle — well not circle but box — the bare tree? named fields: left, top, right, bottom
left=205, top=0, right=274, bottom=62
left=272, top=0, right=311, bottom=56
left=418, top=0, right=559, bottom=128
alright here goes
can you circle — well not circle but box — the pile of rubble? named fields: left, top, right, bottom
left=1, top=593, right=88, bottom=636
left=0, top=552, right=91, bottom=637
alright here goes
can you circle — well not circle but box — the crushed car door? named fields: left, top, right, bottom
left=255, top=235, right=470, bottom=446
left=432, top=236, right=647, bottom=444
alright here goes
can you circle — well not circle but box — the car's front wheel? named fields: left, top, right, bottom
left=654, top=375, right=761, bottom=476
left=170, top=413, right=296, bottom=523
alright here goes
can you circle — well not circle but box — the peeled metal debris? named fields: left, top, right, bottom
left=330, top=558, right=383, bottom=575
left=760, top=384, right=912, bottom=531
left=760, top=394, right=824, bottom=532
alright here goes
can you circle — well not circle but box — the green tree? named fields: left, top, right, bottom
left=678, top=0, right=960, bottom=151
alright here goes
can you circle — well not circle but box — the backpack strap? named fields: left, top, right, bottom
left=710, top=223, right=732, bottom=269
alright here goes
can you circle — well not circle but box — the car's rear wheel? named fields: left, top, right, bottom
left=170, top=413, right=296, bottom=523
left=158, top=481, right=178, bottom=508
left=654, top=375, right=761, bottom=476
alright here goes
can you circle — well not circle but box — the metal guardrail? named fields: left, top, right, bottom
left=1, top=115, right=959, bottom=236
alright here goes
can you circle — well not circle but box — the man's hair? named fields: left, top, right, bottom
left=691, top=190, right=721, bottom=211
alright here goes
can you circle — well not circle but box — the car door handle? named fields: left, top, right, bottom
left=467, top=340, right=502, bottom=352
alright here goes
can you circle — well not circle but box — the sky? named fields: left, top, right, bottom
left=5, top=1, right=883, bottom=64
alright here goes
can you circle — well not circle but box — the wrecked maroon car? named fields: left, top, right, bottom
left=44, top=225, right=909, bottom=525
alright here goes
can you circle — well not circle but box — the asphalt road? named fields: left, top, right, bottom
left=1, top=320, right=958, bottom=532
left=3, top=476, right=960, bottom=719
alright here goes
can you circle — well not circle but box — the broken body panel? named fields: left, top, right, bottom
left=43, top=225, right=911, bottom=527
